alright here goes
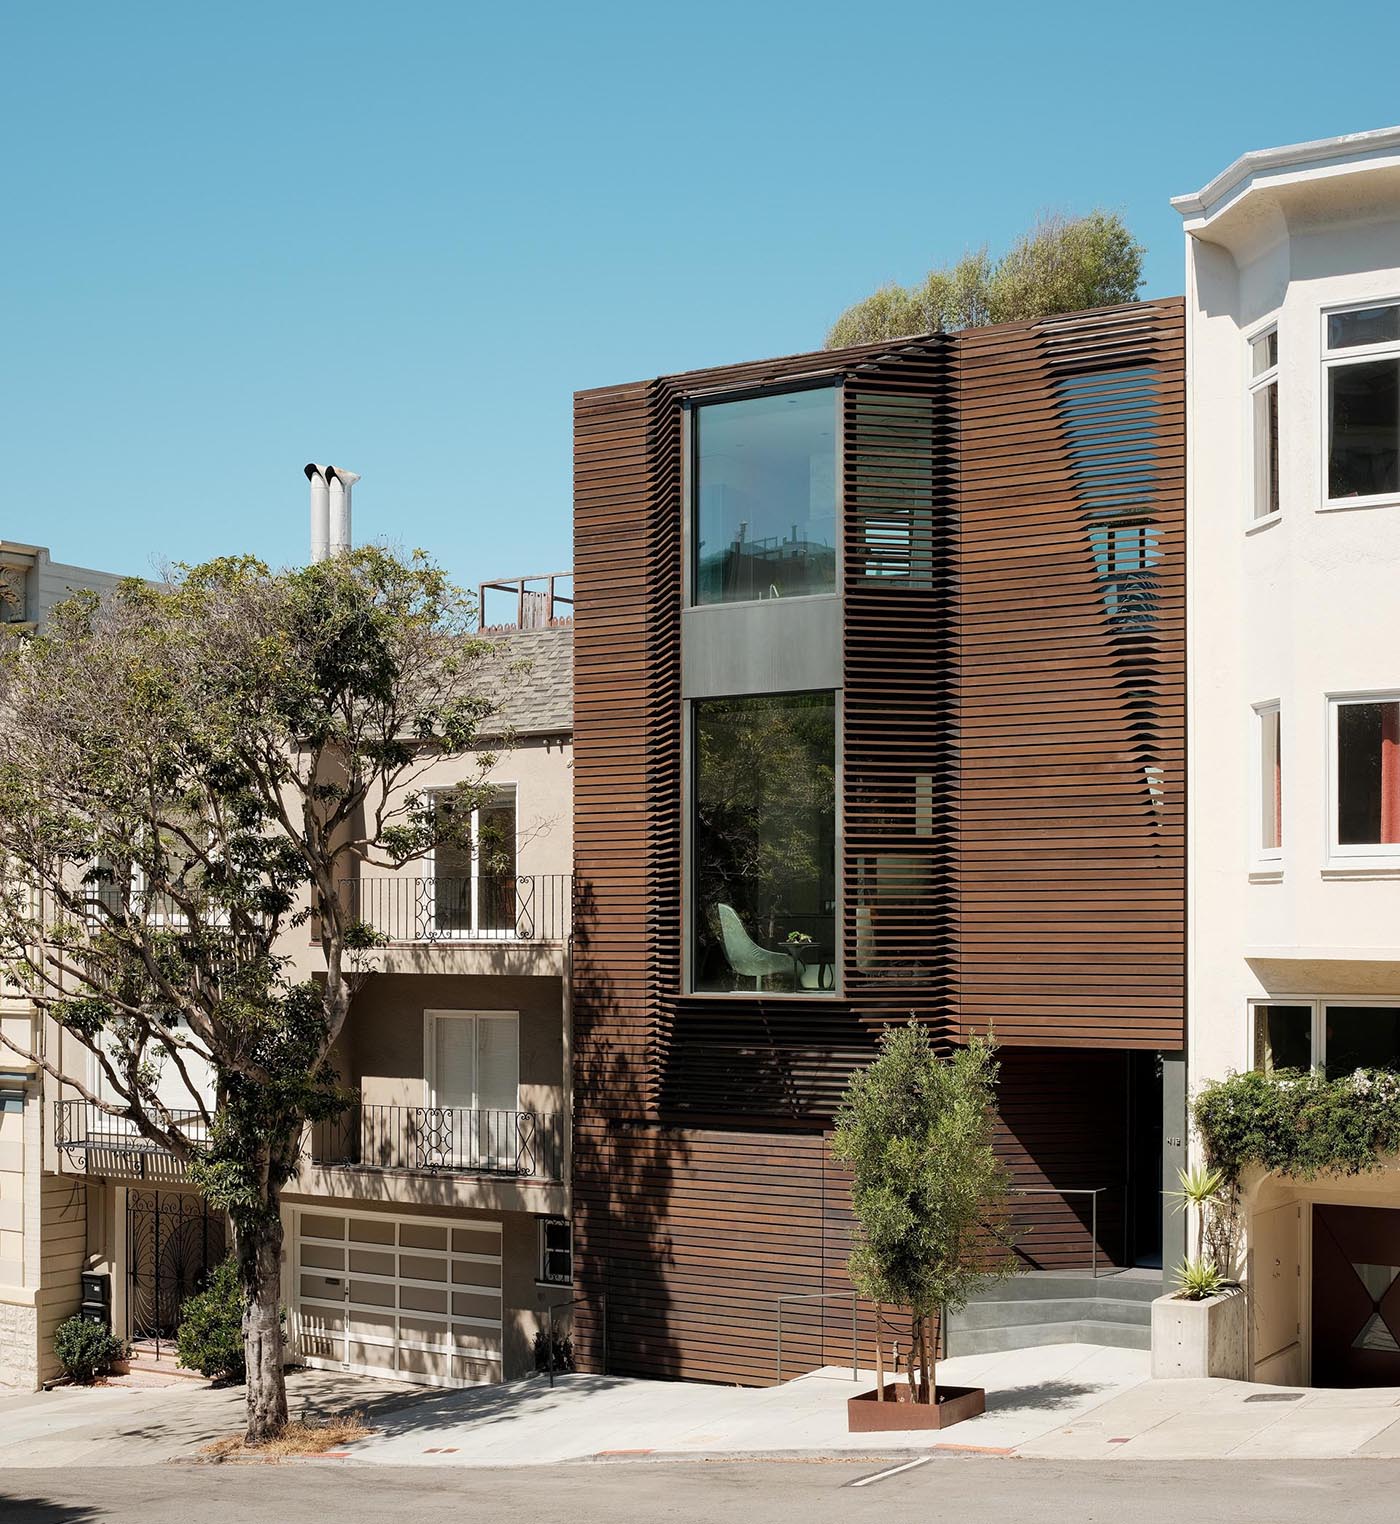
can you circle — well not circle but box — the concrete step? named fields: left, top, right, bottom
left=952, top=1296, right=1151, bottom=1332
left=969, top=1273, right=1164, bottom=1305
left=944, top=1318, right=1152, bottom=1356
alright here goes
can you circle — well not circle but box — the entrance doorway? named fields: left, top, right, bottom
left=126, top=1189, right=227, bottom=1355
left=1124, top=1051, right=1163, bottom=1269
left=1312, top=1203, right=1400, bottom=1387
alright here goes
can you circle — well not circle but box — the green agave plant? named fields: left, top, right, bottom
left=1173, top=1256, right=1225, bottom=1301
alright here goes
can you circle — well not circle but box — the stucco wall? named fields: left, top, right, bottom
left=1188, top=201, right=1400, bottom=1094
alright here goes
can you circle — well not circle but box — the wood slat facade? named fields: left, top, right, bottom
left=572, top=299, right=1185, bottom=1385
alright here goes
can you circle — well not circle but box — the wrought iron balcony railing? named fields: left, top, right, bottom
left=308, top=1104, right=564, bottom=1182
left=340, top=874, right=571, bottom=945
left=54, top=1099, right=209, bottom=1181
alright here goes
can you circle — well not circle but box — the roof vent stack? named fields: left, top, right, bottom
left=306, top=463, right=359, bottom=562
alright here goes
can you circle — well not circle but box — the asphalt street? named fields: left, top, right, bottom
left=1, top=1457, right=1398, bottom=1524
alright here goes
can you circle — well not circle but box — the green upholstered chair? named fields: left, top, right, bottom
left=715, top=903, right=797, bottom=991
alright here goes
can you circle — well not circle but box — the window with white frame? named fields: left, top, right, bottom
left=1324, top=301, right=1400, bottom=505
left=1255, top=702, right=1282, bottom=860
left=425, top=1010, right=519, bottom=1114
left=1253, top=1000, right=1400, bottom=1078
left=1249, top=327, right=1280, bottom=521
left=1331, top=695, right=1400, bottom=857
left=430, top=786, right=518, bottom=936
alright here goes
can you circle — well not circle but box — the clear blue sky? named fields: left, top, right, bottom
left=5, top=0, right=1399, bottom=588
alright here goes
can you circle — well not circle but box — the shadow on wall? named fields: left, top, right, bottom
left=570, top=873, right=683, bottom=1382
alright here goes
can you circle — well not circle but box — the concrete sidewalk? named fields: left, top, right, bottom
left=7, top=1344, right=1400, bottom=1467
left=343, top=1343, right=1148, bottom=1465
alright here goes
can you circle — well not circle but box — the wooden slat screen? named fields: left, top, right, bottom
left=953, top=301, right=1185, bottom=1047
left=571, top=300, right=1185, bottom=1384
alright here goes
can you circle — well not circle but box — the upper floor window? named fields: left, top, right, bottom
left=1255, top=702, right=1282, bottom=861
left=1324, top=301, right=1400, bottom=506
left=691, top=691, right=836, bottom=994
left=692, top=386, right=838, bottom=605
left=431, top=786, right=518, bottom=936
left=1331, top=695, right=1400, bottom=857
left=1249, top=328, right=1279, bottom=522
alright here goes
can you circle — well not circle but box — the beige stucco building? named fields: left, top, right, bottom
left=1179, top=127, right=1400, bottom=1386
left=0, top=543, right=131, bottom=1386
left=3, top=562, right=574, bottom=1390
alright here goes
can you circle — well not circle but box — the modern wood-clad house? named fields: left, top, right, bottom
left=571, top=300, right=1187, bottom=1385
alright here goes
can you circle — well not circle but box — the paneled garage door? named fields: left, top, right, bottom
left=293, top=1208, right=502, bottom=1387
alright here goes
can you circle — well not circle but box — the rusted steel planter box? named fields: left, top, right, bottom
left=847, top=1383, right=985, bottom=1431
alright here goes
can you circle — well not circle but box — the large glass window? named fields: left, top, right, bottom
left=1252, top=1001, right=1400, bottom=1079
left=1253, top=1003, right=1312, bottom=1073
left=692, top=386, right=838, bottom=604
left=1325, top=302, right=1400, bottom=504
left=691, top=691, right=836, bottom=994
left=1333, top=697, right=1400, bottom=853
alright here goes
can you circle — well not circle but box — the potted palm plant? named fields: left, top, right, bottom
left=1151, top=1163, right=1247, bottom=1379
left=832, top=1023, right=1019, bottom=1430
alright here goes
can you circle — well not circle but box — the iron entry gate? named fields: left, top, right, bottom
left=126, top=1190, right=228, bottom=1353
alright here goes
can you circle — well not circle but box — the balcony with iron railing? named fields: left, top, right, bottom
left=55, top=1097, right=565, bottom=1190
left=339, top=873, right=571, bottom=949
left=308, top=1104, right=564, bottom=1183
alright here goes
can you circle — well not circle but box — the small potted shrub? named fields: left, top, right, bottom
left=1150, top=1164, right=1247, bottom=1379
left=54, top=1315, right=126, bottom=1384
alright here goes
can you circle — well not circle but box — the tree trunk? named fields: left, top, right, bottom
left=910, top=1312, right=926, bottom=1403
left=924, top=1313, right=936, bottom=1407
left=235, top=1201, right=287, bottom=1445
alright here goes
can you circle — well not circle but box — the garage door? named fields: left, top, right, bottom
left=293, top=1208, right=502, bottom=1387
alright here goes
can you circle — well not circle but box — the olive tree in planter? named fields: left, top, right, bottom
left=831, top=1023, right=1018, bottom=1429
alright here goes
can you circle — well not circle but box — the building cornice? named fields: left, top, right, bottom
left=1173, top=125, right=1400, bottom=227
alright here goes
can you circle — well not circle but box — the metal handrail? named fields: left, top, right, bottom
left=1012, top=1186, right=1108, bottom=1277
left=775, top=1290, right=859, bottom=1385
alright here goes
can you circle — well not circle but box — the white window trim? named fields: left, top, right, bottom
left=1247, top=320, right=1281, bottom=529
left=1252, top=700, right=1283, bottom=871
left=1249, top=996, right=1400, bottom=1075
left=1326, top=690, right=1400, bottom=869
left=425, top=783, right=519, bottom=940
left=1320, top=296, right=1400, bottom=514
left=422, top=1009, right=520, bottom=1113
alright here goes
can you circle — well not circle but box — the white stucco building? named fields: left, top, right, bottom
left=1179, top=127, right=1400, bottom=1386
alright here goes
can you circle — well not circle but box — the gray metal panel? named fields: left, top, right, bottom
left=681, top=596, right=841, bottom=699
left=1161, top=1051, right=1187, bottom=1274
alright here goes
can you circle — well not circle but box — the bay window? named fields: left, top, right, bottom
left=1255, top=702, right=1282, bottom=860
left=1325, top=301, right=1400, bottom=505
left=1250, top=327, right=1279, bottom=522
left=1332, top=696, right=1400, bottom=857
left=1253, top=1001, right=1400, bottom=1078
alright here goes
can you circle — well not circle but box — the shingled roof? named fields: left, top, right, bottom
left=478, top=623, right=573, bottom=737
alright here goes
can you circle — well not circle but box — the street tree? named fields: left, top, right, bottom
left=0, top=549, right=502, bottom=1442
left=825, top=210, right=1144, bottom=347
left=831, top=1023, right=1018, bottom=1403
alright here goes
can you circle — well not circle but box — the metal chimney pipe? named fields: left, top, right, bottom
left=305, top=463, right=330, bottom=563
left=326, top=466, right=359, bottom=556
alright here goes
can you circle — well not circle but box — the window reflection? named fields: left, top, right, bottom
left=692, top=692, right=836, bottom=993
left=693, top=387, right=838, bottom=604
